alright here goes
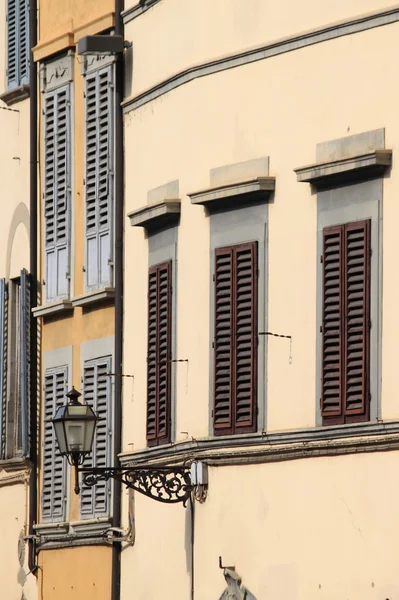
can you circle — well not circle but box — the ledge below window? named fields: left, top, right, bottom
left=0, top=84, right=30, bottom=106
left=295, top=150, right=392, bottom=187
left=188, top=177, right=275, bottom=209
left=32, top=300, right=74, bottom=319
left=72, top=288, right=115, bottom=308
left=34, top=518, right=114, bottom=549
left=128, top=199, right=181, bottom=231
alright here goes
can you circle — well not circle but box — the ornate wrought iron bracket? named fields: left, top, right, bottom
left=79, top=466, right=192, bottom=504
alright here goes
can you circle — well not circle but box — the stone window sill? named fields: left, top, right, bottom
left=32, top=300, right=74, bottom=319
left=0, top=84, right=30, bottom=106
left=72, top=288, right=115, bottom=308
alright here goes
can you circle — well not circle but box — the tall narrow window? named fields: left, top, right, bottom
left=80, top=357, right=112, bottom=518
left=321, top=220, right=371, bottom=424
left=0, top=270, right=30, bottom=459
left=147, top=261, right=172, bottom=446
left=42, top=367, right=68, bottom=522
left=7, top=0, right=29, bottom=89
left=84, top=65, right=114, bottom=291
left=213, top=242, right=258, bottom=436
left=44, top=85, right=71, bottom=302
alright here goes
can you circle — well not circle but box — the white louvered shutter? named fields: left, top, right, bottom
left=42, top=368, right=68, bottom=522
left=84, top=66, right=114, bottom=291
left=0, top=280, right=8, bottom=459
left=7, top=0, right=29, bottom=89
left=44, top=86, right=71, bottom=302
left=80, top=357, right=112, bottom=518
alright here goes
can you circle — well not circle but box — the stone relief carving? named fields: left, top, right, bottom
left=218, top=568, right=257, bottom=600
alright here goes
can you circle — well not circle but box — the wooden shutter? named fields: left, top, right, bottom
left=147, top=262, right=172, bottom=446
left=44, top=86, right=71, bottom=302
left=18, top=269, right=30, bottom=456
left=0, top=280, right=8, bottom=459
left=6, top=0, right=29, bottom=88
left=213, top=242, right=258, bottom=435
left=321, top=220, right=371, bottom=424
left=84, top=66, right=114, bottom=291
left=42, top=368, right=67, bottom=522
left=80, top=357, right=112, bottom=518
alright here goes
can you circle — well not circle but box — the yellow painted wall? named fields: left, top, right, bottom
left=38, top=0, right=114, bottom=43
left=39, top=546, right=112, bottom=599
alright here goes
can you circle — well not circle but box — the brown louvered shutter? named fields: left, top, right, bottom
left=147, top=261, right=172, bottom=446
left=214, top=242, right=258, bottom=435
left=321, top=220, right=371, bottom=424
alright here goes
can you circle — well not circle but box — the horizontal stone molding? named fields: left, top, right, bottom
left=32, top=300, right=74, bottom=319
left=119, top=420, right=399, bottom=467
left=128, top=199, right=181, bottom=230
left=189, top=177, right=275, bottom=208
left=295, top=150, right=392, bottom=187
left=123, top=5, right=399, bottom=113
left=0, top=85, right=30, bottom=106
left=122, top=0, right=161, bottom=23
left=72, top=288, right=115, bottom=308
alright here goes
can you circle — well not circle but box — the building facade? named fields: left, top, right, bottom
left=119, top=1, right=399, bottom=599
left=0, top=0, right=36, bottom=598
left=31, top=1, right=118, bottom=598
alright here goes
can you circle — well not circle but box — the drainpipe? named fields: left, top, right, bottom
left=112, top=1, right=124, bottom=599
left=28, top=0, right=38, bottom=576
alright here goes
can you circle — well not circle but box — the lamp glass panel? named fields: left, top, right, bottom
left=83, top=419, right=96, bottom=453
left=65, top=423, right=84, bottom=452
left=53, top=419, right=68, bottom=454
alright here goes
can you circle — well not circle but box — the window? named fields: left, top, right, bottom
left=43, top=85, right=72, bottom=302
left=80, top=356, right=112, bottom=518
left=0, top=270, right=30, bottom=459
left=213, top=242, right=258, bottom=436
left=84, top=65, right=114, bottom=291
left=42, top=367, right=68, bottom=522
left=147, top=261, right=172, bottom=447
left=321, top=220, right=371, bottom=425
left=6, top=0, right=29, bottom=89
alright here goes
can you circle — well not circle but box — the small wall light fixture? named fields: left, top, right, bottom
left=52, top=388, right=192, bottom=504
left=77, top=35, right=125, bottom=57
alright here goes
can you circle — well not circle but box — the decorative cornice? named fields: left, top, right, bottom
left=295, top=150, right=392, bottom=187
left=119, top=420, right=399, bottom=467
left=0, top=467, right=29, bottom=487
left=128, top=199, right=181, bottom=230
left=189, top=177, right=275, bottom=209
left=122, top=5, right=399, bottom=113
left=33, top=33, right=75, bottom=62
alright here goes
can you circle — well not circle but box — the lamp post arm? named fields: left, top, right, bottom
left=78, top=466, right=192, bottom=505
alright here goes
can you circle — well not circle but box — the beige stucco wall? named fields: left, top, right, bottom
left=123, top=17, right=399, bottom=449
left=0, top=481, right=37, bottom=600
left=122, top=4, right=399, bottom=599
left=125, top=0, right=396, bottom=97
left=121, top=451, right=399, bottom=599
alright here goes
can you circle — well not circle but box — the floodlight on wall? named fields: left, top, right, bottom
left=52, top=387, right=193, bottom=504
left=77, top=35, right=125, bottom=56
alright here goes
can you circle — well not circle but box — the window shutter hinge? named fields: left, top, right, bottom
left=369, top=248, right=372, bottom=257
left=82, top=266, right=86, bottom=272
left=320, top=255, right=324, bottom=264
left=212, top=341, right=214, bottom=349
left=320, top=325, right=323, bottom=333
left=369, top=319, right=372, bottom=329
left=319, top=397, right=322, bottom=410
left=212, top=274, right=215, bottom=282
left=211, top=410, right=214, bottom=418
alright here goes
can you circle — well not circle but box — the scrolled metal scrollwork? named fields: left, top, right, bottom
left=80, top=466, right=192, bottom=504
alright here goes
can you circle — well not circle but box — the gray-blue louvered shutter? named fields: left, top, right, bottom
left=44, top=86, right=71, bottom=302
left=84, top=66, right=114, bottom=290
left=7, top=0, right=29, bottom=89
left=19, top=269, right=30, bottom=456
left=42, top=368, right=68, bottom=522
left=80, top=357, right=112, bottom=518
left=0, top=280, right=8, bottom=459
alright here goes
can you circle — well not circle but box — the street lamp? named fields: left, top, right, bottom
left=52, top=388, right=192, bottom=504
